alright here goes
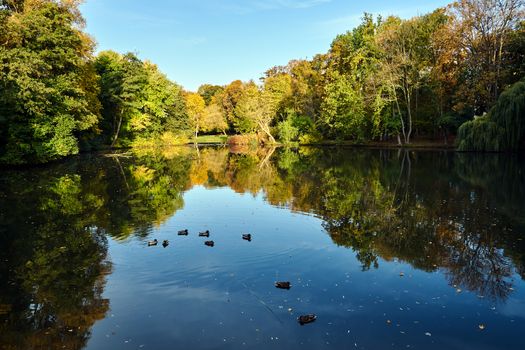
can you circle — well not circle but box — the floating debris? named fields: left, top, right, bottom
left=425, top=332, right=432, bottom=337
left=147, top=239, right=158, bottom=246
left=204, top=241, right=215, bottom=247
left=162, top=240, right=169, bottom=248
left=275, top=281, right=291, bottom=290
left=478, top=324, right=485, bottom=330
left=199, top=230, right=210, bottom=237
left=242, top=234, right=252, bottom=241
left=178, top=229, right=189, bottom=236
left=298, top=314, right=317, bottom=325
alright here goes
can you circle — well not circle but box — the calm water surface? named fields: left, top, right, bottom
left=1, top=147, right=524, bottom=350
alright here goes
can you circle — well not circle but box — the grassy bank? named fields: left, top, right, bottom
left=191, top=135, right=228, bottom=144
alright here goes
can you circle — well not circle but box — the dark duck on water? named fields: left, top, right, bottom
left=275, top=281, right=291, bottom=289
left=298, top=314, right=317, bottom=325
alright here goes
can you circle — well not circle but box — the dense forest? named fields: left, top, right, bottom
left=1, top=0, right=524, bottom=165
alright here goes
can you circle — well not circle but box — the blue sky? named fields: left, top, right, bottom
left=80, top=0, right=451, bottom=91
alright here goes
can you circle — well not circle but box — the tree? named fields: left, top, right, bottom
left=202, top=101, right=228, bottom=135
left=457, top=80, right=525, bottom=151
left=198, top=84, right=224, bottom=106
left=94, top=51, right=188, bottom=148
left=220, top=80, right=244, bottom=127
left=320, top=72, right=366, bottom=140
left=233, top=82, right=260, bottom=135
left=376, top=14, right=447, bottom=143
left=0, top=0, right=100, bottom=164
left=319, top=14, right=381, bottom=140
left=447, top=0, right=525, bottom=114
left=94, top=51, right=148, bottom=147
left=233, top=81, right=280, bottom=143
left=185, top=92, right=206, bottom=141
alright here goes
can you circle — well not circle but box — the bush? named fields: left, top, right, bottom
left=277, top=118, right=299, bottom=144
left=227, top=134, right=259, bottom=146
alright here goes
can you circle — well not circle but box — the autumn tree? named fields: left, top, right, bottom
left=202, top=99, right=228, bottom=135
left=446, top=0, right=525, bottom=114
left=185, top=92, right=206, bottom=141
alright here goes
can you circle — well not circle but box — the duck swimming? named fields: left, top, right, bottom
left=147, top=239, right=158, bottom=246
left=275, top=281, right=291, bottom=289
left=162, top=240, right=169, bottom=248
left=204, top=241, right=215, bottom=247
left=199, top=230, right=210, bottom=237
left=242, top=234, right=251, bottom=241
left=178, top=229, right=189, bottom=236
left=298, top=314, right=316, bottom=325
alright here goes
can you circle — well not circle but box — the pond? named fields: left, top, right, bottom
left=0, top=146, right=524, bottom=350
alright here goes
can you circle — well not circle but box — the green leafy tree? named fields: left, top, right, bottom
left=198, top=84, right=224, bottom=106
left=0, top=0, right=100, bottom=164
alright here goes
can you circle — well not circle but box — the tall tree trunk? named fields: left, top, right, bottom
left=393, top=87, right=406, bottom=145
left=194, top=125, right=198, bottom=145
left=111, top=114, right=123, bottom=148
left=259, top=122, right=275, bottom=144
left=406, top=91, right=413, bottom=144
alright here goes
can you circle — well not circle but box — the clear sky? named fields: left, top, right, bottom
left=80, top=0, right=451, bottom=91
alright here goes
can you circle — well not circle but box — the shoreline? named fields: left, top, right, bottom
left=4, top=140, right=523, bottom=169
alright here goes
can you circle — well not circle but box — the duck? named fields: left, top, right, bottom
left=147, top=239, right=158, bottom=246
left=178, top=229, right=189, bottom=236
left=199, top=230, right=210, bottom=237
left=162, top=240, right=169, bottom=248
left=204, top=240, right=215, bottom=247
left=298, top=314, right=317, bottom=325
left=242, top=234, right=252, bottom=241
left=275, top=281, right=291, bottom=289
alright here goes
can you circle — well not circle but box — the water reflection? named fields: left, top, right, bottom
left=0, top=146, right=524, bottom=349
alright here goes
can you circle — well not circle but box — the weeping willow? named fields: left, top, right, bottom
left=458, top=81, right=525, bottom=151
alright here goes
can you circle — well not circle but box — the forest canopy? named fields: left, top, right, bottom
left=1, top=0, right=524, bottom=165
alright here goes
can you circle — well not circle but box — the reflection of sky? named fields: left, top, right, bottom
left=87, top=186, right=525, bottom=350
left=500, top=297, right=525, bottom=319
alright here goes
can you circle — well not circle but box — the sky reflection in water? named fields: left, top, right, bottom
left=0, top=147, right=524, bottom=350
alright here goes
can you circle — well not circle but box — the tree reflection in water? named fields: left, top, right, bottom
left=0, top=146, right=523, bottom=349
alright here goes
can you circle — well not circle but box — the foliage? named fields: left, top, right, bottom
left=198, top=84, right=224, bottom=106
left=1, top=0, right=525, bottom=165
left=94, top=51, right=188, bottom=148
left=227, top=134, right=259, bottom=146
left=201, top=102, right=228, bottom=134
left=277, top=117, right=299, bottom=144
left=320, top=72, right=367, bottom=140
left=457, top=80, right=525, bottom=151
left=184, top=92, right=205, bottom=139
left=0, top=0, right=100, bottom=164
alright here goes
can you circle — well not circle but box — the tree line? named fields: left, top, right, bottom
left=1, top=0, right=524, bottom=165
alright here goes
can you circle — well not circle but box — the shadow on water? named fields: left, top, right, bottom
left=0, top=146, right=524, bottom=349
